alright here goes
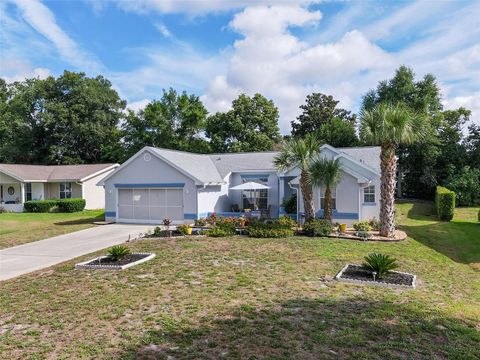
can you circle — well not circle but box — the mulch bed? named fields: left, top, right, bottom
left=86, top=254, right=150, bottom=266
left=328, top=229, right=407, bottom=242
left=336, top=264, right=415, bottom=288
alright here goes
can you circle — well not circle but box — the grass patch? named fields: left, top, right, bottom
left=0, top=202, right=479, bottom=359
left=0, top=210, right=104, bottom=249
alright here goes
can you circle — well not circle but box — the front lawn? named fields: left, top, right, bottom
left=0, top=210, right=104, bottom=249
left=0, top=202, right=479, bottom=359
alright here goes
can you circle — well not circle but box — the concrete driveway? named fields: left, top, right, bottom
left=0, top=224, right=154, bottom=281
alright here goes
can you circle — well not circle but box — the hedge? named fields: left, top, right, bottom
left=435, top=186, right=455, bottom=221
left=24, top=198, right=86, bottom=213
left=303, top=219, right=334, bottom=237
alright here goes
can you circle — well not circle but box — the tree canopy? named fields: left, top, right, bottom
left=291, top=93, right=357, bottom=147
left=205, top=93, right=281, bottom=152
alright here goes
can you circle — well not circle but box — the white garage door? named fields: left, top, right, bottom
left=117, top=188, right=184, bottom=223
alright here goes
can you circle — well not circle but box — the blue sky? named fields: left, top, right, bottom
left=1, top=0, right=479, bottom=133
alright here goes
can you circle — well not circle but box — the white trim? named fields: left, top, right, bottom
left=0, top=169, right=24, bottom=182
left=79, top=164, right=120, bottom=182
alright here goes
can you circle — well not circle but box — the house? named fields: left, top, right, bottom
left=100, top=145, right=381, bottom=225
left=0, top=163, right=119, bottom=212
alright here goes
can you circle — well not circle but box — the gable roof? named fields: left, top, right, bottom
left=207, top=152, right=278, bottom=178
left=0, top=163, right=118, bottom=182
left=337, top=146, right=381, bottom=174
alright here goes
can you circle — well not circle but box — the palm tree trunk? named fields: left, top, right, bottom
left=300, top=170, right=315, bottom=222
left=380, top=142, right=396, bottom=237
left=324, top=186, right=332, bottom=221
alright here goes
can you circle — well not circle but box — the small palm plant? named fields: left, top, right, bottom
left=308, top=157, right=342, bottom=222
left=107, top=245, right=131, bottom=262
left=362, top=253, right=398, bottom=279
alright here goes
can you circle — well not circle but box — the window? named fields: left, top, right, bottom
left=320, top=186, right=336, bottom=210
left=364, top=185, right=375, bottom=203
left=25, top=183, right=32, bottom=201
left=242, top=176, right=269, bottom=210
left=60, top=182, right=72, bottom=199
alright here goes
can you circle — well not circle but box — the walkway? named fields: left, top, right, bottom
left=0, top=224, right=154, bottom=281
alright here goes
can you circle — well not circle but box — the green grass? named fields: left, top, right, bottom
left=0, top=202, right=479, bottom=359
left=0, top=210, right=104, bottom=249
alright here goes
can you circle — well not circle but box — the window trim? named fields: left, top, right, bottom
left=320, top=186, right=337, bottom=210
left=363, top=185, right=375, bottom=204
left=59, top=182, right=72, bottom=199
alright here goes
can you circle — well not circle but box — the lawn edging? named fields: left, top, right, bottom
left=75, top=253, right=156, bottom=270
left=335, top=263, right=416, bottom=289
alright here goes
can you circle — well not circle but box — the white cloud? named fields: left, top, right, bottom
left=0, top=59, right=51, bottom=82
left=110, top=0, right=318, bottom=16
left=154, top=22, right=172, bottom=38
left=203, top=5, right=394, bottom=132
left=127, top=98, right=151, bottom=112
left=10, top=0, right=100, bottom=72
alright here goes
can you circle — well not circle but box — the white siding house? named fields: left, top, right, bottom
left=100, top=145, right=381, bottom=225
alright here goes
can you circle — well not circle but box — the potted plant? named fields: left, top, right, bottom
left=339, top=223, right=347, bottom=233
left=177, top=224, right=193, bottom=235
left=237, top=216, right=246, bottom=227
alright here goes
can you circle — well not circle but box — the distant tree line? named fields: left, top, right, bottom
left=1, top=67, right=479, bottom=204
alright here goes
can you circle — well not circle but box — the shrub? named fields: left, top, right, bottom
left=282, top=194, right=297, bottom=214
left=152, top=226, right=169, bottom=237
left=194, top=218, right=207, bottom=226
left=356, top=230, right=371, bottom=240
left=24, top=200, right=58, bottom=213
left=177, top=224, right=191, bottom=235
left=216, top=220, right=236, bottom=234
left=362, top=253, right=399, bottom=279
left=368, top=218, right=381, bottom=231
left=203, top=226, right=233, bottom=237
left=353, top=220, right=371, bottom=232
left=205, top=213, right=219, bottom=226
left=276, top=215, right=297, bottom=228
left=56, top=198, right=86, bottom=212
left=0, top=206, right=8, bottom=214
left=107, top=245, right=131, bottom=262
left=303, top=219, right=333, bottom=237
left=435, top=186, right=455, bottom=221
left=247, top=227, right=294, bottom=238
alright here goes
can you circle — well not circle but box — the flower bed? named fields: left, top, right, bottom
left=327, top=229, right=407, bottom=242
left=335, top=264, right=415, bottom=288
left=75, top=253, right=155, bottom=270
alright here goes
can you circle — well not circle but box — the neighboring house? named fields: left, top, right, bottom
left=0, top=163, right=119, bottom=212
left=100, top=145, right=381, bottom=225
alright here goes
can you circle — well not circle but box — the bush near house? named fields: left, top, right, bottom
left=435, top=186, right=456, bottom=221
left=57, top=199, right=86, bottom=213
left=303, top=219, right=333, bottom=237
left=24, top=199, right=86, bottom=213
left=353, top=220, right=372, bottom=232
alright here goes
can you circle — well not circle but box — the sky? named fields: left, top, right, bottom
left=1, top=0, right=479, bottom=133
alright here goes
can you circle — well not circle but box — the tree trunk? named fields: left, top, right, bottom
left=300, top=170, right=315, bottom=222
left=324, top=186, right=333, bottom=222
left=380, top=143, right=397, bottom=237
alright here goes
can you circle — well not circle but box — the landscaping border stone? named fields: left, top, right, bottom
left=335, top=263, right=416, bottom=289
left=75, top=253, right=155, bottom=270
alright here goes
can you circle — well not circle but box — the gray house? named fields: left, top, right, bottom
left=100, top=145, right=381, bottom=225
left=0, top=163, right=119, bottom=211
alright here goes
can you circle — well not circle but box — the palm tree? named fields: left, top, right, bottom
left=309, top=157, right=342, bottom=222
left=274, top=133, right=321, bottom=222
left=360, top=103, right=427, bottom=237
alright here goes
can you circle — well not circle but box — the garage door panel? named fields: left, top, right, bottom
left=133, top=189, right=149, bottom=205
left=118, top=205, right=133, bottom=219
left=166, top=206, right=183, bottom=220
left=118, top=189, right=133, bottom=205
left=150, top=189, right=166, bottom=206
left=149, top=207, right=166, bottom=221
left=133, top=206, right=150, bottom=220
left=166, top=189, right=183, bottom=206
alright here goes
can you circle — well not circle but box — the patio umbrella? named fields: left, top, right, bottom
left=230, top=181, right=270, bottom=210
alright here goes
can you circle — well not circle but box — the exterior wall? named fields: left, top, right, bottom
left=103, top=150, right=197, bottom=222
left=359, top=176, right=381, bottom=221
left=197, top=181, right=230, bottom=218
left=0, top=183, right=21, bottom=203
left=81, top=168, right=117, bottom=210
